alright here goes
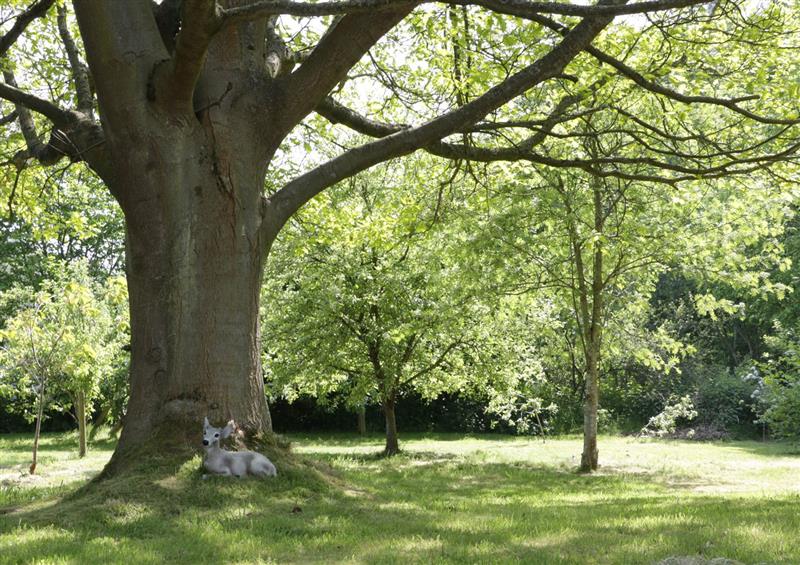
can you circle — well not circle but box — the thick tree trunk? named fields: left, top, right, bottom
left=357, top=404, right=366, bottom=435
left=29, top=379, right=45, bottom=475
left=76, top=390, right=87, bottom=458
left=67, top=3, right=285, bottom=475
left=112, top=180, right=272, bottom=460
left=383, top=398, right=399, bottom=455
left=102, top=116, right=277, bottom=472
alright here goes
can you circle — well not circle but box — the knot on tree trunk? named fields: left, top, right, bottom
left=162, top=398, right=207, bottom=426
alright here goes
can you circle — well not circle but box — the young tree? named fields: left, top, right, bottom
left=264, top=168, right=490, bottom=455
left=0, top=263, right=124, bottom=465
left=89, top=275, right=131, bottom=440
left=1, top=0, right=797, bottom=470
left=0, top=286, right=66, bottom=474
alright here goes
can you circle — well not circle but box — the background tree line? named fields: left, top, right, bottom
left=2, top=123, right=799, bottom=464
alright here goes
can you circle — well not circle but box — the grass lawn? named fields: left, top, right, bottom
left=1, top=432, right=799, bottom=564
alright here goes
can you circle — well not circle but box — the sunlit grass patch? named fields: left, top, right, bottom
left=0, top=430, right=115, bottom=509
left=0, top=432, right=798, bottom=564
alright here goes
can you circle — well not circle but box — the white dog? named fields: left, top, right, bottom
left=202, top=417, right=277, bottom=478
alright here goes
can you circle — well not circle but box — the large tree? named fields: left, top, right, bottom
left=1, top=0, right=797, bottom=471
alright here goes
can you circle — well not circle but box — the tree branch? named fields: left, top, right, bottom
left=314, top=78, right=799, bottom=187
left=316, top=96, right=404, bottom=137
left=317, top=94, right=605, bottom=142
left=0, top=109, right=18, bottom=127
left=533, top=14, right=800, bottom=126
left=222, top=0, right=708, bottom=22
left=400, top=339, right=465, bottom=387
left=398, top=333, right=418, bottom=371
left=428, top=136, right=800, bottom=174
left=1, top=76, right=36, bottom=150
left=0, top=0, right=56, bottom=59
left=316, top=88, right=591, bottom=155
left=264, top=13, right=617, bottom=237
left=264, top=16, right=292, bottom=78
left=149, top=0, right=222, bottom=112
left=0, top=73, right=76, bottom=130
left=592, top=48, right=798, bottom=126
left=277, top=7, right=413, bottom=133
left=464, top=109, right=603, bottom=132
left=0, top=73, right=111, bottom=178
left=73, top=0, right=168, bottom=129
left=56, top=4, right=94, bottom=118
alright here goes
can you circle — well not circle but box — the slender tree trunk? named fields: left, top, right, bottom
left=110, top=416, right=124, bottom=439
left=580, top=347, right=600, bottom=472
left=567, top=175, right=605, bottom=473
left=29, top=379, right=45, bottom=475
left=579, top=179, right=605, bottom=472
left=357, top=404, right=367, bottom=435
left=88, top=406, right=108, bottom=441
left=76, top=390, right=87, bottom=458
left=383, top=398, right=399, bottom=455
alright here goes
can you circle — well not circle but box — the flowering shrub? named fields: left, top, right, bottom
left=640, top=395, right=698, bottom=437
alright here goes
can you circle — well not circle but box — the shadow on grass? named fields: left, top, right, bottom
left=285, top=431, right=535, bottom=447
left=2, top=446, right=799, bottom=565
left=312, top=449, right=466, bottom=467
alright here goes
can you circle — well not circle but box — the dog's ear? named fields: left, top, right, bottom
left=221, top=420, right=235, bottom=439
left=203, top=416, right=210, bottom=429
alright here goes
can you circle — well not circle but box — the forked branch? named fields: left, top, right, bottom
left=149, top=0, right=222, bottom=111
left=0, top=0, right=56, bottom=59
left=0, top=73, right=77, bottom=131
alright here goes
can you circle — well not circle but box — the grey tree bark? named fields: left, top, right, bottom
left=560, top=173, right=605, bottom=472
left=581, top=332, right=601, bottom=472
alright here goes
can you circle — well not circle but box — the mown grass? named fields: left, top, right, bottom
left=0, top=432, right=116, bottom=509
left=1, top=432, right=799, bottom=564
